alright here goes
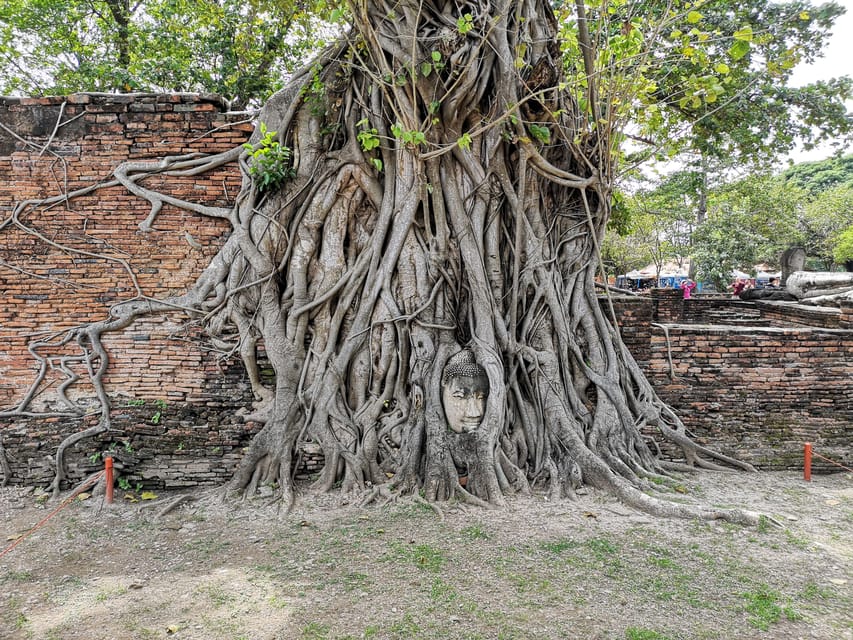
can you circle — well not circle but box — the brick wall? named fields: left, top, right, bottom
left=0, top=93, right=261, bottom=487
left=605, top=293, right=852, bottom=472
left=646, top=325, right=852, bottom=472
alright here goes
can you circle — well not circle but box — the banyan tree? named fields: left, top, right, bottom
left=3, top=0, right=761, bottom=522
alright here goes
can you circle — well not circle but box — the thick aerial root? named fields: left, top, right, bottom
left=601, top=472, right=774, bottom=527
left=51, top=421, right=108, bottom=498
left=0, top=438, right=9, bottom=487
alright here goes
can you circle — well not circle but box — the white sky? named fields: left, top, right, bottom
left=786, top=0, right=853, bottom=163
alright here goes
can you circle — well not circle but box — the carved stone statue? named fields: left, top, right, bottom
left=441, top=349, right=489, bottom=434
left=780, top=247, right=806, bottom=286
left=785, top=271, right=853, bottom=306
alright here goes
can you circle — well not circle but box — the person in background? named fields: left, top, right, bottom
left=680, top=278, right=697, bottom=300
left=766, top=277, right=781, bottom=289
left=731, top=278, right=747, bottom=298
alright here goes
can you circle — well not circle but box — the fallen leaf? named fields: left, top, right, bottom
left=166, top=624, right=180, bottom=634
left=140, top=491, right=158, bottom=501
left=77, top=492, right=91, bottom=501
left=583, top=511, right=598, bottom=519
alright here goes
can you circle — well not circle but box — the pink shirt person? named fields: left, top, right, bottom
left=680, top=279, right=697, bottom=299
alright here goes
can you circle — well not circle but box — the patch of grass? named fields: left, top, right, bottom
left=388, top=541, right=446, bottom=572
left=2, top=569, right=34, bottom=582
left=120, top=620, right=159, bottom=639
left=586, top=536, right=619, bottom=558
left=15, top=610, right=28, bottom=630
left=340, top=571, right=371, bottom=592
left=1, top=596, right=29, bottom=633
left=300, top=621, right=331, bottom=639
left=429, top=577, right=459, bottom=603
left=461, top=523, right=489, bottom=539
left=801, top=581, right=833, bottom=600
left=626, top=628, right=673, bottom=640
left=783, top=528, right=811, bottom=549
left=389, top=612, right=421, bottom=635
left=199, top=583, right=234, bottom=607
left=94, top=585, right=128, bottom=602
left=540, top=538, right=579, bottom=554
left=756, top=515, right=774, bottom=533
left=742, top=585, right=802, bottom=630
left=186, top=537, right=232, bottom=559
left=268, top=595, right=288, bottom=609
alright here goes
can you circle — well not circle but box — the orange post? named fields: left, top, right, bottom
left=105, top=456, right=114, bottom=504
left=803, top=443, right=812, bottom=482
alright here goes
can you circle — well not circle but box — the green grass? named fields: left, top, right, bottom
left=387, top=541, right=446, bottom=572
left=461, top=523, right=489, bottom=539
left=300, top=621, right=331, bottom=639
left=742, top=585, right=802, bottom=630
left=625, top=628, right=673, bottom=640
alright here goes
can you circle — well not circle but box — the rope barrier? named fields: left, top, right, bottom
left=0, top=470, right=104, bottom=560
left=804, top=442, right=853, bottom=481
left=812, top=452, right=853, bottom=474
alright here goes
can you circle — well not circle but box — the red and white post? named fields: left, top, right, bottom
left=803, top=443, right=812, bottom=482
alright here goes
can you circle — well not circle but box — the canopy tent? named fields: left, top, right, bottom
left=622, top=260, right=690, bottom=289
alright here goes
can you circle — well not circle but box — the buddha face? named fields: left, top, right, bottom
left=441, top=374, right=489, bottom=434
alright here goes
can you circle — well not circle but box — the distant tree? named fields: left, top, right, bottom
left=604, top=173, right=698, bottom=278
left=693, top=209, right=768, bottom=289
left=0, top=0, right=330, bottom=108
left=605, top=1, right=852, bottom=281
left=782, top=154, right=853, bottom=196
left=798, top=184, right=853, bottom=269
left=833, top=226, right=853, bottom=269
left=601, top=211, right=661, bottom=278
left=656, top=172, right=805, bottom=288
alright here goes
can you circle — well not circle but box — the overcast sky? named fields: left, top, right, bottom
left=786, top=1, right=853, bottom=163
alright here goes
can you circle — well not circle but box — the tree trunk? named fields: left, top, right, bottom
left=215, top=0, right=757, bottom=521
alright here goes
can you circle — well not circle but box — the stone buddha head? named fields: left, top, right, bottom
left=441, top=350, right=489, bottom=434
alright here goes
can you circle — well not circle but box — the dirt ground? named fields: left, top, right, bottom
left=1, top=469, right=851, bottom=640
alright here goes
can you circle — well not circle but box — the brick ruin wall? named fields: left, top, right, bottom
left=1, top=94, right=850, bottom=490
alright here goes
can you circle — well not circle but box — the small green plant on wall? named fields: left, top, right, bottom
left=151, top=399, right=167, bottom=424
left=243, top=122, right=296, bottom=192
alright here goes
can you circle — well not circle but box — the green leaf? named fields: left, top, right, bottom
left=420, top=62, right=432, bottom=77
left=528, top=123, right=551, bottom=144
left=728, top=40, right=750, bottom=61
left=686, top=11, right=702, bottom=24
left=733, top=26, right=753, bottom=42
left=457, top=13, right=474, bottom=35
left=457, top=132, right=472, bottom=150
left=371, top=158, right=383, bottom=172
left=431, top=51, right=442, bottom=62
left=714, top=63, right=730, bottom=75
